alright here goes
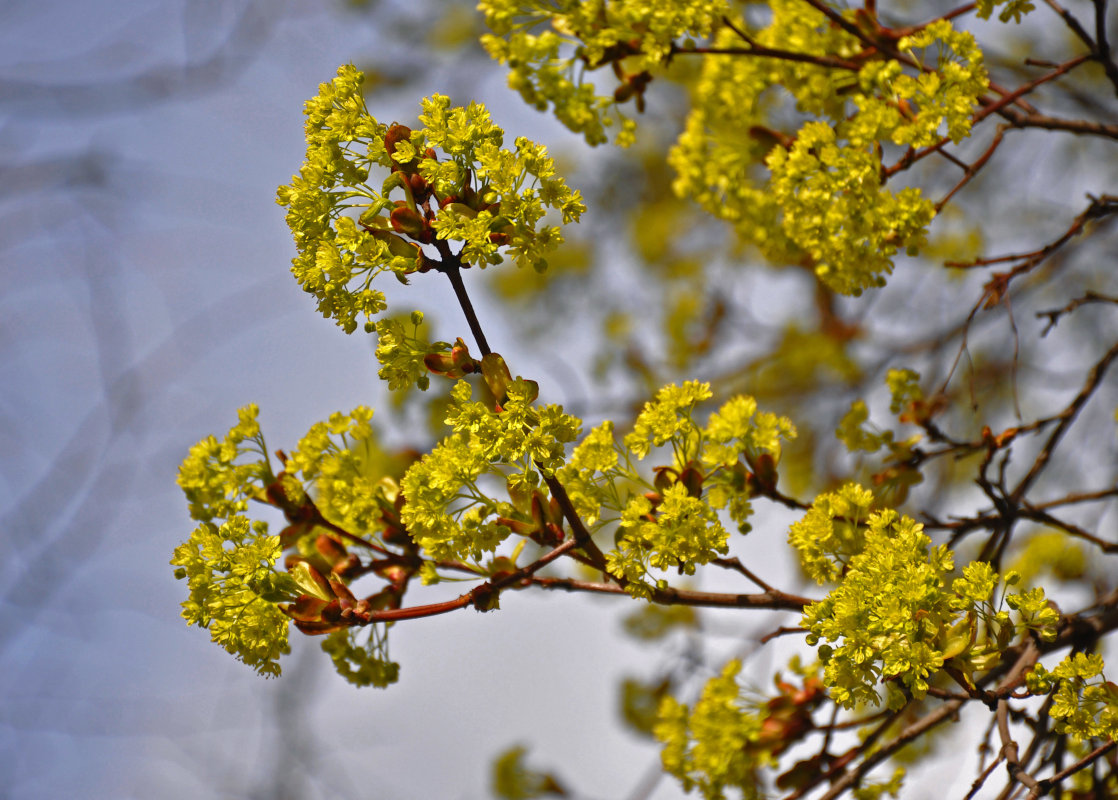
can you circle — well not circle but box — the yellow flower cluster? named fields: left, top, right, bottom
left=277, top=66, right=584, bottom=333
left=670, top=5, right=987, bottom=294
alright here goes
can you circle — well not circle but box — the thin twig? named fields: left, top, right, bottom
left=1011, top=340, right=1118, bottom=502
left=436, top=246, right=491, bottom=357
left=971, top=55, right=1092, bottom=127
left=760, top=625, right=808, bottom=644
left=1037, top=291, right=1118, bottom=334
left=1028, top=486, right=1118, bottom=511
left=712, top=556, right=776, bottom=591
left=681, top=44, right=861, bottom=71
left=997, top=698, right=1042, bottom=794
left=966, top=751, right=1006, bottom=800
left=529, top=576, right=815, bottom=611
left=358, top=537, right=580, bottom=623
left=936, top=127, right=1006, bottom=211
left=1033, top=740, right=1118, bottom=796
left=945, top=196, right=1118, bottom=278
left=812, top=703, right=963, bottom=800
left=1018, top=505, right=1118, bottom=553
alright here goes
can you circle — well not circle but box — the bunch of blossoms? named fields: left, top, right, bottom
left=1026, top=653, right=1118, bottom=742
left=655, top=658, right=902, bottom=800
left=554, top=381, right=796, bottom=599
left=172, top=405, right=295, bottom=676
left=791, top=484, right=1060, bottom=710
left=669, top=4, right=988, bottom=294
left=400, top=377, right=581, bottom=565
left=479, top=0, right=730, bottom=146
left=276, top=65, right=585, bottom=339
left=173, top=66, right=593, bottom=682
left=172, top=401, right=420, bottom=684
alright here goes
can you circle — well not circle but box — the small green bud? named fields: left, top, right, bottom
left=381, top=172, right=406, bottom=196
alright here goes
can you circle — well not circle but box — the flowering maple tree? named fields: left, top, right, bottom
left=173, top=1, right=1118, bottom=797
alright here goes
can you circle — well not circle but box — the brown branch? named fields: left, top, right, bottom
left=712, top=555, right=776, bottom=591
left=435, top=244, right=491, bottom=357
left=997, top=698, right=1042, bottom=794
left=1018, top=505, right=1118, bottom=553
left=1042, top=0, right=1098, bottom=52
left=972, top=55, right=1093, bottom=127
left=935, top=127, right=1006, bottom=211
left=681, top=25, right=862, bottom=72
left=528, top=576, right=815, bottom=611
left=793, top=0, right=924, bottom=75
left=1037, top=290, right=1118, bottom=334
left=1029, top=486, right=1118, bottom=511
left=946, top=194, right=1118, bottom=272
left=434, top=243, right=615, bottom=584
left=1040, top=0, right=1118, bottom=96
left=1033, top=740, right=1118, bottom=797
left=781, top=712, right=901, bottom=800
left=936, top=2, right=979, bottom=23
left=759, top=625, right=808, bottom=644
left=966, top=750, right=1006, bottom=800
left=811, top=700, right=964, bottom=800
left=312, top=513, right=391, bottom=555
left=884, top=136, right=959, bottom=180
left=814, top=710, right=893, bottom=732
left=1094, top=0, right=1118, bottom=95
left=1011, top=339, right=1118, bottom=502
left=542, top=473, right=615, bottom=579
left=995, top=106, right=1118, bottom=138
left=683, top=45, right=859, bottom=70
left=355, top=537, right=580, bottom=623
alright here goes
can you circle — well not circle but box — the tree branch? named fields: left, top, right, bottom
left=1033, top=740, right=1118, bottom=797
left=1011, top=339, right=1118, bottom=502
left=528, top=576, right=815, bottom=611
left=997, top=698, right=1042, bottom=794
left=354, top=537, right=580, bottom=623
left=813, top=700, right=965, bottom=800
left=435, top=244, right=492, bottom=357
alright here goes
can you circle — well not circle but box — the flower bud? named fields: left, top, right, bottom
left=653, top=467, right=675, bottom=494
left=470, top=583, right=501, bottom=612
left=424, top=338, right=479, bottom=378
left=314, top=533, right=348, bottom=566
left=389, top=206, right=426, bottom=239
left=496, top=515, right=536, bottom=536
left=327, top=577, right=357, bottom=606
left=408, top=172, right=432, bottom=204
